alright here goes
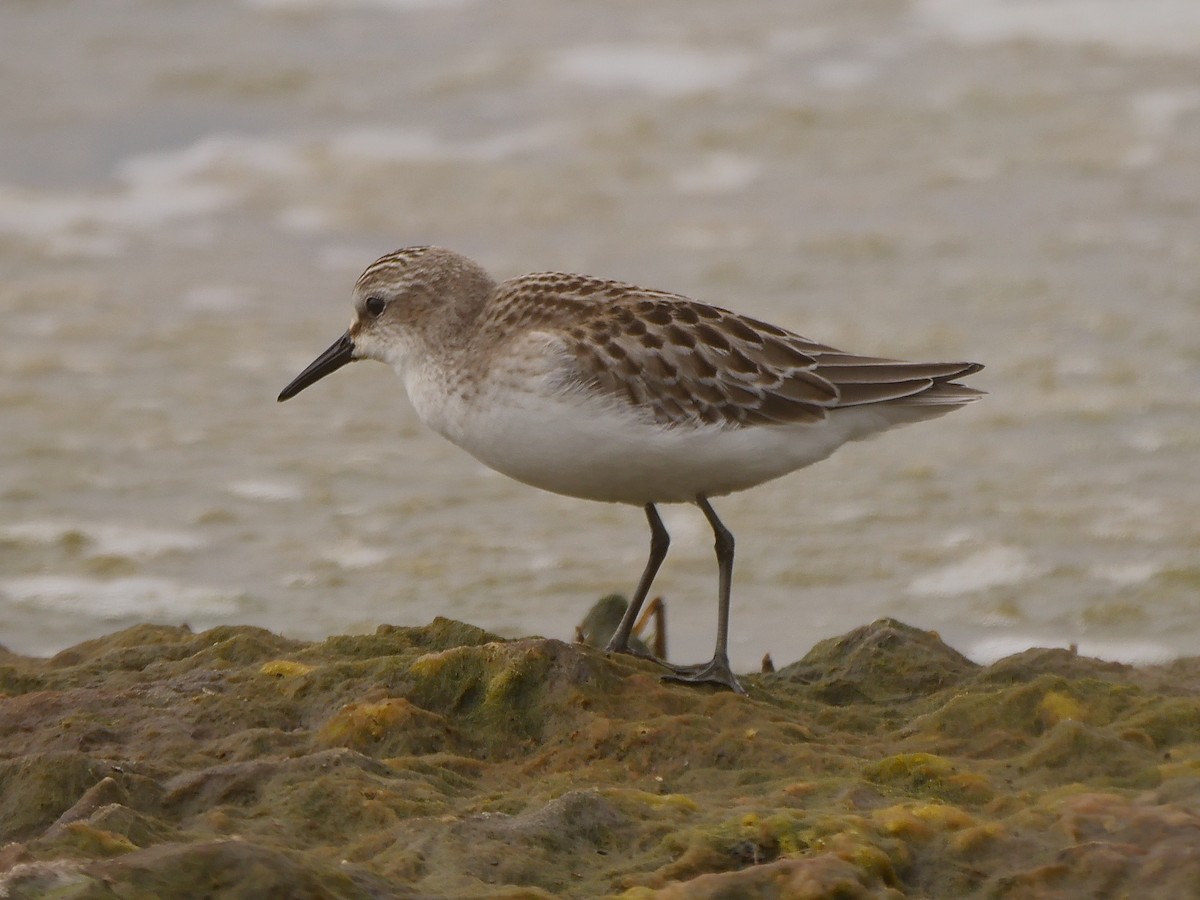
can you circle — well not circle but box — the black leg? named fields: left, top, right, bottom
left=663, top=495, right=746, bottom=694
left=605, top=504, right=669, bottom=657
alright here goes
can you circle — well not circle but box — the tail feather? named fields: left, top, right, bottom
left=895, top=381, right=985, bottom=406
left=818, top=355, right=985, bottom=410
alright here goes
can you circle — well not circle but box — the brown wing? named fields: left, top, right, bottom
left=562, top=289, right=838, bottom=427
left=492, top=273, right=983, bottom=429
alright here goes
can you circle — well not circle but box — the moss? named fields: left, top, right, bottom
left=404, top=638, right=600, bottom=753
left=258, top=659, right=315, bottom=678
left=390, top=616, right=499, bottom=653
left=186, top=629, right=305, bottom=667
left=913, top=675, right=1140, bottom=749
left=846, top=840, right=901, bottom=887
left=865, top=753, right=993, bottom=805
left=1117, top=696, right=1200, bottom=748
left=950, top=821, right=1006, bottom=855
left=91, top=840, right=374, bottom=899
left=0, top=665, right=45, bottom=695
left=976, top=647, right=1134, bottom=685
left=873, top=805, right=935, bottom=841
left=53, top=821, right=140, bottom=857
left=1037, top=690, right=1089, bottom=728
left=85, top=804, right=178, bottom=850
left=1017, top=720, right=1161, bottom=787
left=2, top=618, right=1200, bottom=897
left=604, top=787, right=700, bottom=815
left=0, top=752, right=114, bottom=842
left=771, top=619, right=977, bottom=703
left=46, top=624, right=198, bottom=669
left=908, top=802, right=976, bottom=832
left=317, top=697, right=465, bottom=757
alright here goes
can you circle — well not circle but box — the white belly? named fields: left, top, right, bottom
left=419, top=382, right=875, bottom=506
left=398, top=337, right=929, bottom=505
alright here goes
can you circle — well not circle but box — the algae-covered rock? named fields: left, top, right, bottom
left=2, top=617, right=1200, bottom=898
left=768, top=618, right=977, bottom=704
left=4, top=840, right=381, bottom=899
left=0, top=752, right=115, bottom=842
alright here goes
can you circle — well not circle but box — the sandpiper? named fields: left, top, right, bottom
left=279, top=246, right=983, bottom=694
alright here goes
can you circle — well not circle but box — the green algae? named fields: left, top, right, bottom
left=771, top=618, right=977, bottom=704
left=2, top=617, right=1200, bottom=897
left=865, top=753, right=994, bottom=805
left=318, top=696, right=464, bottom=757
left=0, top=752, right=116, bottom=842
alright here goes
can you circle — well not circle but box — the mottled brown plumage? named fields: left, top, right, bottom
left=476, top=272, right=982, bottom=431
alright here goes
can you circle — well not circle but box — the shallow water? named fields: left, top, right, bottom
left=2, top=0, right=1199, bottom=670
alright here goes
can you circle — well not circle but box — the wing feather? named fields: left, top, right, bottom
left=490, top=274, right=983, bottom=429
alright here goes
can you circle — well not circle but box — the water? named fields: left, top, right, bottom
left=2, top=0, right=1199, bottom=671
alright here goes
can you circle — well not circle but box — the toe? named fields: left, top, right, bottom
left=662, top=659, right=746, bottom=695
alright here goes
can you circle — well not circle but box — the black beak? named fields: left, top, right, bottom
left=278, top=331, right=356, bottom=401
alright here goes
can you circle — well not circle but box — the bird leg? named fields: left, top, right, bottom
left=605, top=503, right=669, bottom=659
left=662, top=496, right=747, bottom=694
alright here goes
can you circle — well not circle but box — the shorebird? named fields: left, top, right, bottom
left=279, top=246, right=983, bottom=694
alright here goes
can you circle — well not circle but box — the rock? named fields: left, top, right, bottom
left=1, top=616, right=1199, bottom=897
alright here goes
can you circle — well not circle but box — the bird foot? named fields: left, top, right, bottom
left=605, top=639, right=650, bottom=660
left=608, top=644, right=698, bottom=674
left=606, top=644, right=746, bottom=695
left=662, top=657, right=747, bottom=695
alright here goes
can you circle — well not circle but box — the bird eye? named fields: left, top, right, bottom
left=364, top=296, right=386, bottom=317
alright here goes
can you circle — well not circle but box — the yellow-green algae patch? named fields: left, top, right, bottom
left=318, top=696, right=467, bottom=757
left=866, top=752, right=994, bottom=805
left=258, top=659, right=315, bottom=679
left=2, top=616, right=1200, bottom=897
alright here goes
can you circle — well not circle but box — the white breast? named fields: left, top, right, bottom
left=403, top=353, right=885, bottom=506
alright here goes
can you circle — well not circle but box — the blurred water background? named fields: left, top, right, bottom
left=2, top=0, right=1199, bottom=672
